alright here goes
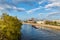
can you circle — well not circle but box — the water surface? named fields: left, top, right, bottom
left=21, top=24, right=60, bottom=40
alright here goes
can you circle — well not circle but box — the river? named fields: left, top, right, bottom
left=21, top=24, right=60, bottom=40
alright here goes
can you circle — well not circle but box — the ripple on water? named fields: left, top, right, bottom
left=21, top=24, right=60, bottom=40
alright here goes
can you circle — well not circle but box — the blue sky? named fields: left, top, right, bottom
left=0, top=0, right=60, bottom=20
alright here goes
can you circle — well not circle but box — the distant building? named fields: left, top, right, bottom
left=36, top=21, right=44, bottom=24
left=27, top=21, right=35, bottom=23
left=27, top=18, right=36, bottom=23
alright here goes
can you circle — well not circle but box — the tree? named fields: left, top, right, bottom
left=0, top=13, right=22, bottom=40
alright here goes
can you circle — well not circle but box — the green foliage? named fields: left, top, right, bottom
left=0, top=13, right=22, bottom=40
left=45, top=20, right=60, bottom=26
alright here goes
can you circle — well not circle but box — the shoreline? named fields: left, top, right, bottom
left=23, top=22, right=60, bottom=30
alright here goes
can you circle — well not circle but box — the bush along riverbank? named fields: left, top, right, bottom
left=0, top=13, right=22, bottom=40
left=45, top=20, right=60, bottom=26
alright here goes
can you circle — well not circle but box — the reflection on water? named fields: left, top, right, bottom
left=21, top=24, right=60, bottom=40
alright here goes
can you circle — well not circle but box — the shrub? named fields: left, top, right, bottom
left=0, top=13, right=22, bottom=40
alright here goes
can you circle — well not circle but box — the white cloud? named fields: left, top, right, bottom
left=45, top=0, right=60, bottom=9
left=48, top=0, right=60, bottom=2
left=45, top=2, right=60, bottom=8
left=0, top=4, right=25, bottom=12
left=12, top=6, right=25, bottom=11
left=12, top=0, right=42, bottom=2
left=38, top=0, right=45, bottom=4
left=0, top=0, right=26, bottom=12
left=0, top=7, right=4, bottom=10
left=38, top=13, right=43, bottom=16
left=45, top=12, right=60, bottom=20
left=26, top=6, right=42, bottom=13
left=46, top=12, right=60, bottom=17
left=38, top=1, right=43, bottom=4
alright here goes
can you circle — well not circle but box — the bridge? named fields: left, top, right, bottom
left=23, top=22, right=60, bottom=30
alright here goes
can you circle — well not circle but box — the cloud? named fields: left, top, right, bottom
left=48, top=0, right=60, bottom=2
left=0, top=0, right=60, bottom=13
left=0, top=3, right=25, bottom=12
left=0, top=7, right=4, bottom=10
left=12, top=0, right=42, bottom=2
left=43, top=12, right=60, bottom=20
left=0, top=0, right=26, bottom=12
left=45, top=2, right=60, bottom=8
left=46, top=12, right=60, bottom=17
left=26, top=6, right=42, bottom=13
left=38, top=1, right=43, bottom=4
left=12, top=6, right=25, bottom=11
left=45, top=0, right=60, bottom=9
left=38, top=0, right=45, bottom=4
left=38, top=13, right=43, bottom=16
left=45, top=12, right=60, bottom=20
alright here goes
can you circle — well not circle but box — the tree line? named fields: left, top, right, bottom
left=45, top=20, right=60, bottom=26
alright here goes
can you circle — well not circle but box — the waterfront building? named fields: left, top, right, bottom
left=36, top=21, right=44, bottom=24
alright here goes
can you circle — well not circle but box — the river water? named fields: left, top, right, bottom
left=21, top=24, right=60, bottom=40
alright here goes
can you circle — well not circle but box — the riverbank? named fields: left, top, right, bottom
left=23, top=22, right=60, bottom=30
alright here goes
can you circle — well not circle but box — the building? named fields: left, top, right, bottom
left=27, top=18, right=36, bottom=23
left=36, top=21, right=44, bottom=24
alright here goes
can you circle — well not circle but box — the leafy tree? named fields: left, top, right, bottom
left=45, top=20, right=59, bottom=26
left=0, top=13, right=22, bottom=40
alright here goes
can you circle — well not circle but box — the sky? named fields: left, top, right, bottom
left=0, top=0, right=60, bottom=21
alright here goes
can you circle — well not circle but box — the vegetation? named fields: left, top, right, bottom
left=45, top=20, right=60, bottom=26
left=0, top=13, right=22, bottom=40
